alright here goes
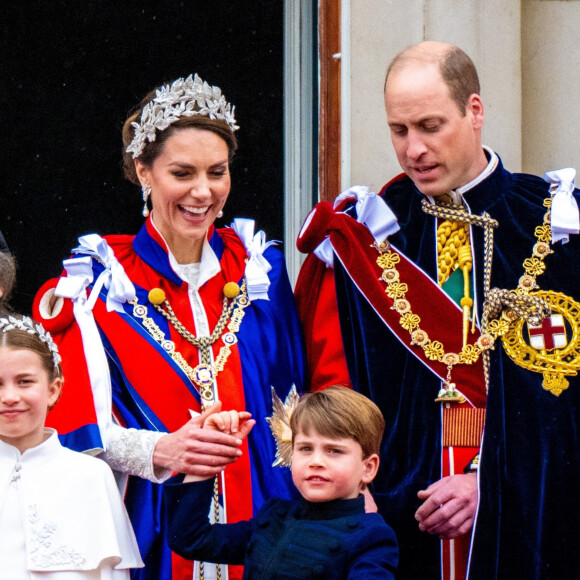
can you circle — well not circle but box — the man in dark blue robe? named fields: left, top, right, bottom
left=296, top=41, right=580, bottom=580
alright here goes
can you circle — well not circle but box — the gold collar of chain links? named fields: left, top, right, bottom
left=130, top=279, right=251, bottom=404
left=374, top=196, right=553, bottom=400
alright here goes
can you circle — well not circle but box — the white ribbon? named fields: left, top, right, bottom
left=72, top=234, right=136, bottom=311
left=230, top=218, right=277, bottom=301
left=54, top=235, right=135, bottom=449
left=313, top=185, right=400, bottom=267
left=543, top=168, right=580, bottom=244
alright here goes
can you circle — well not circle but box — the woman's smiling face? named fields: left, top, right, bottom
left=136, top=127, right=231, bottom=263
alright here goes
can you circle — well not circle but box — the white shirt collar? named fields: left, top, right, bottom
left=426, top=145, right=499, bottom=205
left=150, top=216, right=220, bottom=289
left=0, top=428, right=58, bottom=462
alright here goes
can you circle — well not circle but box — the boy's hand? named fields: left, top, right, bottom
left=182, top=405, right=255, bottom=483
left=204, top=409, right=254, bottom=436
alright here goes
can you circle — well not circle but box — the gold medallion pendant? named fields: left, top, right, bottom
left=501, top=290, right=580, bottom=396
left=496, top=191, right=580, bottom=397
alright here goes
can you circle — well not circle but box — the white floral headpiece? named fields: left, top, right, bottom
left=0, top=315, right=62, bottom=369
left=126, top=74, right=239, bottom=159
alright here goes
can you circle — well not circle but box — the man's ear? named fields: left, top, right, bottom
left=362, top=453, right=380, bottom=485
left=467, top=93, right=485, bottom=130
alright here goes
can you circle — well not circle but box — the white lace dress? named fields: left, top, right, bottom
left=0, top=429, right=143, bottom=579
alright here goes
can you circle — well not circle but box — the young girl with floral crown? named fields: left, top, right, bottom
left=0, top=315, right=143, bottom=579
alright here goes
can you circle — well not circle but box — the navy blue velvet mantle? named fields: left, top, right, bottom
left=334, top=157, right=580, bottom=579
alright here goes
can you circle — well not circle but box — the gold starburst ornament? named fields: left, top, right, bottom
left=266, top=385, right=300, bottom=467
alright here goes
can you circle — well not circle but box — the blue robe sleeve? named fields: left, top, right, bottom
left=163, top=476, right=254, bottom=564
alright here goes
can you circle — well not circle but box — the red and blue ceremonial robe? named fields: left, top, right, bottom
left=34, top=218, right=306, bottom=580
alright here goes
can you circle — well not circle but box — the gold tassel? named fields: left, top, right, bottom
left=457, top=244, right=473, bottom=347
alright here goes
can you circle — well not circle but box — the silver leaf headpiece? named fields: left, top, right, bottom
left=126, top=74, right=239, bottom=159
left=0, top=315, right=62, bottom=369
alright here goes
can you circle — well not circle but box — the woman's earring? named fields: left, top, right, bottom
left=141, top=184, right=151, bottom=217
left=217, top=209, right=224, bottom=218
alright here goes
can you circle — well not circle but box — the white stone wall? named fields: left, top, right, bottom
left=522, top=0, right=580, bottom=176
left=348, top=0, right=524, bottom=192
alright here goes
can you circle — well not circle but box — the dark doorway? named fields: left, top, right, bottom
left=0, top=1, right=284, bottom=314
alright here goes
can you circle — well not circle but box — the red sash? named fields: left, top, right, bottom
left=298, top=201, right=482, bottom=580
left=301, top=204, right=487, bottom=408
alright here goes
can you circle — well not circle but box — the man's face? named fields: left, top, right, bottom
left=385, top=63, right=485, bottom=197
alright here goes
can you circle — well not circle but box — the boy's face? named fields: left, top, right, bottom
left=291, top=429, right=378, bottom=503
left=0, top=347, right=61, bottom=453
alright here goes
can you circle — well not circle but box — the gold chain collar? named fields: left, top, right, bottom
left=374, top=197, right=553, bottom=400
left=143, top=280, right=248, bottom=580
left=130, top=279, right=251, bottom=405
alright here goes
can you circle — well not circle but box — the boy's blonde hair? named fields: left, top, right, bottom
left=290, top=386, right=385, bottom=458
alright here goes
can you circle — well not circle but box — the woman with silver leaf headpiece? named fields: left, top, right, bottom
left=33, top=74, right=306, bottom=580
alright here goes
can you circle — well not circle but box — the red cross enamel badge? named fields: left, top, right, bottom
left=527, top=314, right=568, bottom=350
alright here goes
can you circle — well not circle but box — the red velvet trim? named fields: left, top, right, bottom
left=326, top=210, right=486, bottom=408
left=296, top=201, right=334, bottom=254
left=33, top=279, right=76, bottom=334
left=295, top=254, right=351, bottom=391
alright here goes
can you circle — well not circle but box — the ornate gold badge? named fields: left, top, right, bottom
left=502, top=290, right=580, bottom=396
left=498, top=195, right=580, bottom=396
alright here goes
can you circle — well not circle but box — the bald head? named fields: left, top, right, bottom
left=385, top=41, right=480, bottom=116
